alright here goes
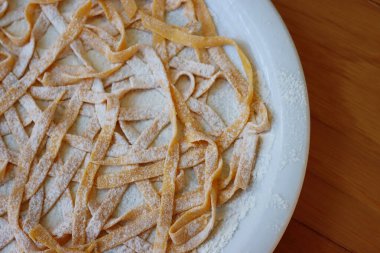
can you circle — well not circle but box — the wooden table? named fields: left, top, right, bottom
left=271, top=1, right=380, bottom=252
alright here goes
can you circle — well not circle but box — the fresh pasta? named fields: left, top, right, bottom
left=0, top=0, right=270, bottom=252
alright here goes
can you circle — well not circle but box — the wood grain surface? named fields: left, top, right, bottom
left=271, top=0, right=380, bottom=252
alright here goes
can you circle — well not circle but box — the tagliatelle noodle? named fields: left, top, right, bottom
left=92, top=78, right=107, bottom=128
left=196, top=0, right=251, bottom=99
left=171, top=70, right=196, bottom=100
left=192, top=0, right=217, bottom=60
left=41, top=64, right=122, bottom=87
left=96, top=161, right=164, bottom=189
left=29, top=83, right=84, bottom=100
left=170, top=213, right=209, bottom=246
left=118, top=107, right=161, bottom=121
left=95, top=145, right=168, bottom=165
left=135, top=46, right=179, bottom=253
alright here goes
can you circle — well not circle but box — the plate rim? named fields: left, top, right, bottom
left=206, top=0, right=310, bottom=252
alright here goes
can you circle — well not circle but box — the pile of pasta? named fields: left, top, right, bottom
left=0, top=0, right=270, bottom=252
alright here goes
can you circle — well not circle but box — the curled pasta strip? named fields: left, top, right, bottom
left=171, top=70, right=196, bottom=101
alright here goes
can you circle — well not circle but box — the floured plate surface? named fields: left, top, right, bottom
left=0, top=0, right=309, bottom=253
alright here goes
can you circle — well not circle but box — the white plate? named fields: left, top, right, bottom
left=201, top=0, right=310, bottom=252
